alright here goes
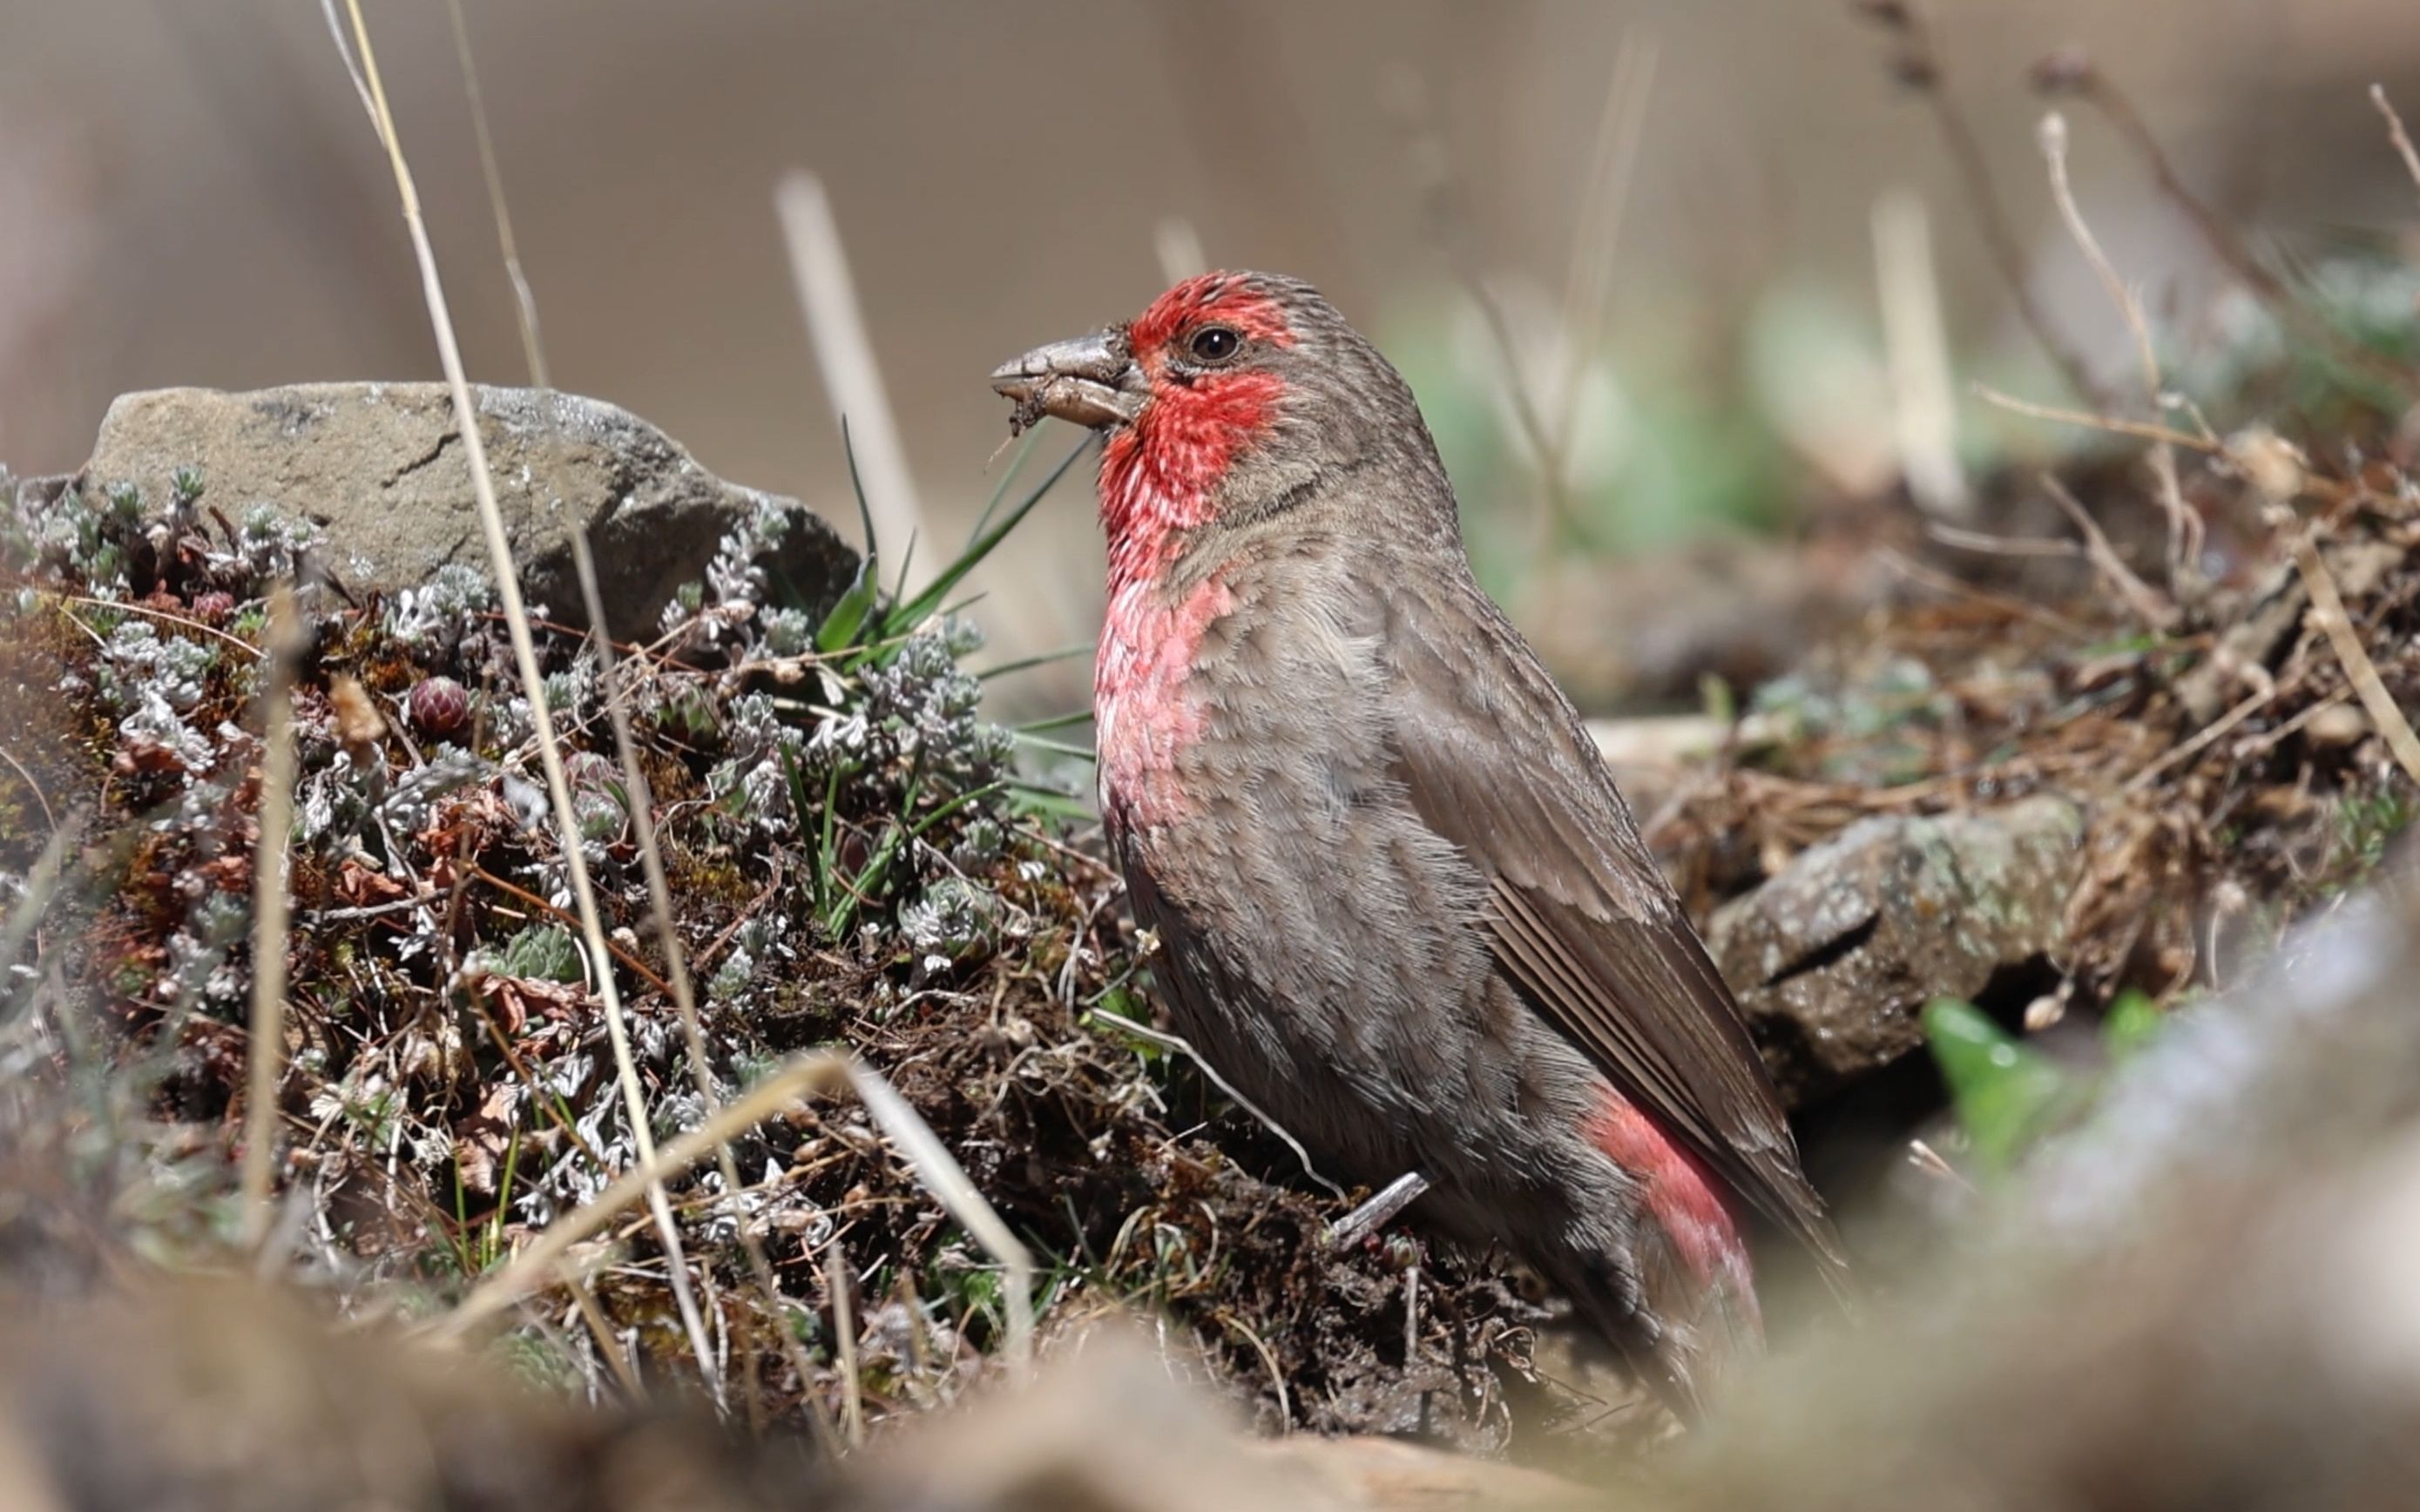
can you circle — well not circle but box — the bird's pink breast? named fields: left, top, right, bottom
left=1096, top=573, right=1234, bottom=830
left=1093, top=420, right=1237, bottom=832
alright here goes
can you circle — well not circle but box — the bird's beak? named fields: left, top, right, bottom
left=990, top=328, right=1146, bottom=429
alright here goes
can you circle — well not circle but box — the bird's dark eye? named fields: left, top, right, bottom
left=1188, top=325, right=1243, bottom=364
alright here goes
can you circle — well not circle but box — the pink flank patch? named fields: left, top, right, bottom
left=1585, top=1087, right=1760, bottom=1328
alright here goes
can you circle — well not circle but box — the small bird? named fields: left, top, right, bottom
left=992, top=272, right=1845, bottom=1413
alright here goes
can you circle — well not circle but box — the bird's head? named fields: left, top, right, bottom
left=990, top=272, right=1435, bottom=550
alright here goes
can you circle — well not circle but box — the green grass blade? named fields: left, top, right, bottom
left=1015, top=710, right=1095, bottom=734
left=882, top=435, right=1093, bottom=638
left=975, top=642, right=1095, bottom=682
left=967, top=425, right=1042, bottom=544
left=1011, top=731, right=1096, bottom=762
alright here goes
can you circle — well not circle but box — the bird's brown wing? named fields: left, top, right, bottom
left=1379, top=559, right=1849, bottom=1279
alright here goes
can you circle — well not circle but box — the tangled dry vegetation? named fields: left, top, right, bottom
left=4, top=315, right=2417, bottom=1465
left=0, top=444, right=1558, bottom=1451
left=3, top=38, right=2420, bottom=1507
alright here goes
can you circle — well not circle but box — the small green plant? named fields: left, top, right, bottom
left=1923, top=990, right=2182, bottom=1173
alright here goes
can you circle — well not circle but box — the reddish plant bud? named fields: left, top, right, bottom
left=190, top=591, right=236, bottom=624
left=409, top=676, right=471, bottom=739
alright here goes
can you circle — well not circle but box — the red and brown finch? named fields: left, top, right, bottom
left=992, top=272, right=1847, bottom=1413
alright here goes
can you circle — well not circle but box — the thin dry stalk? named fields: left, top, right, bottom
left=2374, top=85, right=2420, bottom=202
left=0, top=742, right=54, bottom=834
left=565, top=1271, right=646, bottom=1399
left=2039, top=473, right=2174, bottom=629
left=571, top=530, right=837, bottom=1452
left=2073, top=65, right=2419, bottom=396
left=1092, top=1007, right=1342, bottom=1199
left=1873, top=188, right=1970, bottom=520
left=442, top=1054, right=855, bottom=1337
left=441, top=1050, right=1035, bottom=1383
left=240, top=585, right=304, bottom=1246
left=1551, top=30, right=1659, bottom=474
left=2294, top=532, right=2420, bottom=789
left=0, top=813, right=73, bottom=1002
left=327, top=0, right=719, bottom=1400
left=1971, top=382, right=2221, bottom=454
left=2038, top=111, right=2200, bottom=587
left=1924, top=522, right=2079, bottom=560
left=826, top=1237, right=865, bottom=1447
left=1876, top=544, right=2089, bottom=638
left=1325, top=1171, right=1432, bottom=1249
left=444, top=0, right=549, bottom=388
left=1384, top=70, right=1578, bottom=545
left=1861, top=2, right=2099, bottom=402
left=844, top=1059, right=1035, bottom=1378
left=2128, top=685, right=2274, bottom=793
left=775, top=172, right=928, bottom=577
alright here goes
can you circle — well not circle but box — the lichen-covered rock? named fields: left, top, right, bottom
left=71, top=384, right=857, bottom=632
left=1709, top=796, right=2085, bottom=1102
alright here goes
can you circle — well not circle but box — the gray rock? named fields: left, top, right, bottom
left=74, top=384, right=857, bottom=632
left=1708, top=795, right=2085, bottom=1103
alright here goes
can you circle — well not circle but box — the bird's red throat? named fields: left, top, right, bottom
left=1092, top=279, right=1293, bottom=830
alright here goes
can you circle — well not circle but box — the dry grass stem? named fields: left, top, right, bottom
left=2078, top=66, right=2419, bottom=397
left=1970, top=383, right=2221, bottom=454
left=2374, top=85, right=2420, bottom=200
left=0, top=813, right=72, bottom=996
left=441, top=1053, right=855, bottom=1337
left=775, top=172, right=929, bottom=579
left=1092, top=1007, right=1344, bottom=1198
left=444, top=0, right=550, bottom=388
left=2126, top=685, right=2274, bottom=793
left=842, top=1057, right=1035, bottom=1378
left=2293, top=533, right=2420, bottom=789
left=57, top=592, right=265, bottom=659
left=1552, top=30, right=1660, bottom=469
left=0, top=743, right=54, bottom=836
left=1385, top=71, right=1578, bottom=547
left=571, top=530, right=835, bottom=1447
left=239, top=584, right=303, bottom=1247
left=2038, top=111, right=2200, bottom=585
left=1326, top=1171, right=1433, bottom=1249
left=826, top=1238, right=865, bottom=1447
left=442, top=1050, right=1034, bottom=1385
left=1872, top=187, right=1970, bottom=520
left=1875, top=544, right=2089, bottom=638
left=2039, top=474, right=2174, bottom=628
left=1864, top=3, right=2100, bottom=402
left=1923, top=522, right=2079, bottom=560
left=329, top=0, right=719, bottom=1399
left=565, top=1272, right=646, bottom=1400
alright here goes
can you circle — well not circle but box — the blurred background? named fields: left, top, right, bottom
left=4, top=0, right=2417, bottom=709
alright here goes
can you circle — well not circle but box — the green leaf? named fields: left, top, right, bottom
left=1923, top=997, right=2074, bottom=1171
left=2100, top=989, right=2166, bottom=1060
left=815, top=555, right=880, bottom=654
left=815, top=417, right=884, bottom=652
